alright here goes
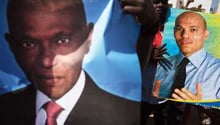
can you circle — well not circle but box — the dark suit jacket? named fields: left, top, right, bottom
left=0, top=73, right=140, bottom=125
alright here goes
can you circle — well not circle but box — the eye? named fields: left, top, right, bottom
left=174, top=26, right=183, bottom=32
left=190, top=28, right=197, bottom=32
left=56, top=37, right=70, bottom=44
left=21, top=40, right=35, bottom=48
left=152, top=0, right=160, bottom=4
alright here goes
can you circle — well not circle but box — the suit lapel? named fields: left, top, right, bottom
left=64, top=73, right=98, bottom=124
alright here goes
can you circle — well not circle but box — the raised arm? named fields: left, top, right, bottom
left=119, top=0, right=160, bottom=69
left=120, top=0, right=159, bottom=27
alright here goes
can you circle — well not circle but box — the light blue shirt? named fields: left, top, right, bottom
left=156, top=48, right=220, bottom=100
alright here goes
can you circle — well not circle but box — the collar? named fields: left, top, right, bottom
left=177, top=48, right=206, bottom=69
left=36, top=70, right=86, bottom=114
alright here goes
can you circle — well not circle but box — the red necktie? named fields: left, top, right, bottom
left=43, top=101, right=63, bottom=125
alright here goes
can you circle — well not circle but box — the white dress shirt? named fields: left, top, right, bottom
left=35, top=70, right=85, bottom=125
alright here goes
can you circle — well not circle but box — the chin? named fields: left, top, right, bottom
left=48, top=93, right=63, bottom=100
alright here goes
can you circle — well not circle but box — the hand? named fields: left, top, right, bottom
left=119, top=0, right=159, bottom=27
left=152, top=44, right=167, bottom=60
left=152, top=80, right=161, bottom=97
left=171, top=83, right=203, bottom=100
left=152, top=44, right=172, bottom=70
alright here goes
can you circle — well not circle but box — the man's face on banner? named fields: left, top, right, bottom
left=174, top=12, right=209, bottom=57
left=7, top=6, right=93, bottom=100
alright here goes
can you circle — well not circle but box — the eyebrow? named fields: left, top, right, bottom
left=49, top=31, right=72, bottom=41
left=174, top=25, right=199, bottom=28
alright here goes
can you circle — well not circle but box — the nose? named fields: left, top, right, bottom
left=181, top=29, right=189, bottom=38
left=38, top=45, right=55, bottom=69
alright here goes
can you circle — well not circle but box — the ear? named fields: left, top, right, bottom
left=204, top=29, right=209, bottom=40
left=86, top=23, right=94, bottom=49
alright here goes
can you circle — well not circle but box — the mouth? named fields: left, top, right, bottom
left=180, top=40, right=192, bottom=46
left=178, top=41, right=193, bottom=50
left=156, top=8, right=162, bottom=12
left=36, top=74, right=63, bottom=85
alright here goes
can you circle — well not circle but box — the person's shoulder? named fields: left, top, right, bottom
left=0, top=85, right=35, bottom=105
left=74, top=72, right=140, bottom=124
left=157, top=54, right=179, bottom=71
left=202, top=53, right=220, bottom=76
left=166, top=54, right=179, bottom=61
left=206, top=53, right=220, bottom=66
left=85, top=72, right=139, bottom=105
left=0, top=85, right=36, bottom=124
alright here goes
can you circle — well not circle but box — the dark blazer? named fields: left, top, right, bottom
left=0, top=73, right=140, bottom=125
